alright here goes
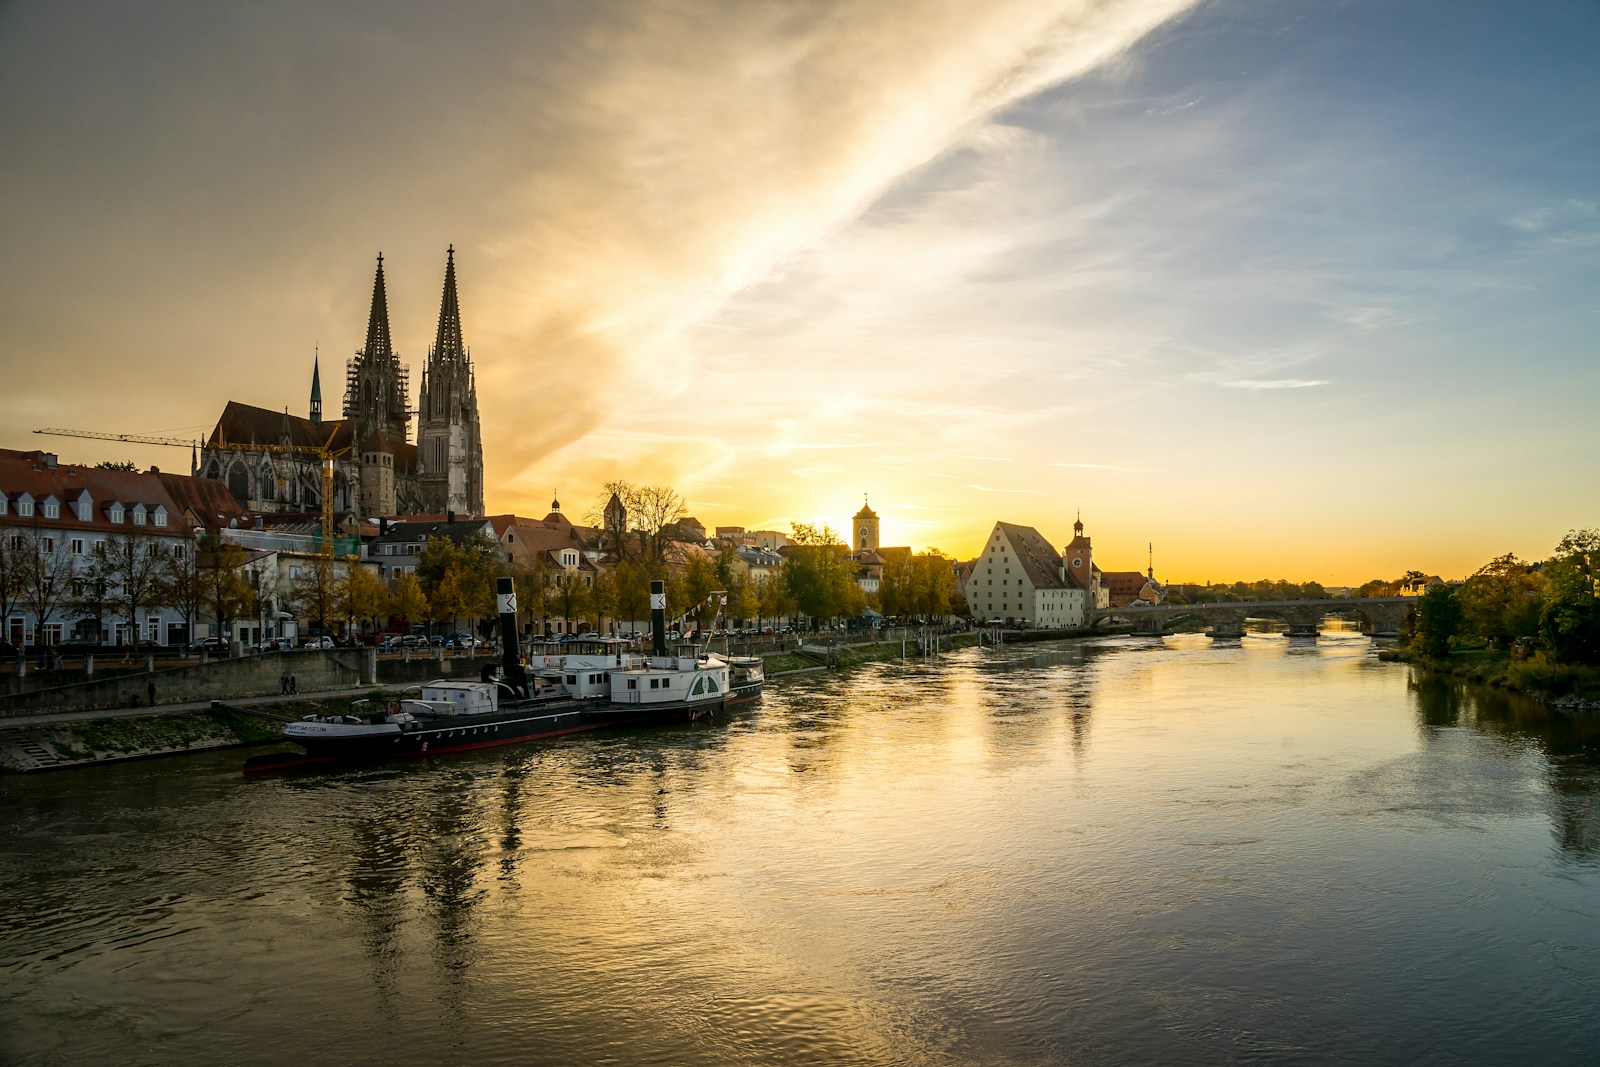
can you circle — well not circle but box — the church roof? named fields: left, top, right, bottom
left=206, top=401, right=353, bottom=452
left=363, top=253, right=395, bottom=361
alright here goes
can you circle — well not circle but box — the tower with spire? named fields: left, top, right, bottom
left=309, top=348, right=322, bottom=426
left=416, top=245, right=485, bottom=516
left=344, top=254, right=411, bottom=441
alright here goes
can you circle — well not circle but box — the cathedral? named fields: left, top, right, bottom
left=199, top=250, right=485, bottom=519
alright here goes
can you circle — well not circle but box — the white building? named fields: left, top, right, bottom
left=967, top=518, right=1102, bottom=628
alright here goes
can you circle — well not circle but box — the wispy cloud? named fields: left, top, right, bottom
left=1219, top=378, right=1329, bottom=390
left=965, top=484, right=1044, bottom=495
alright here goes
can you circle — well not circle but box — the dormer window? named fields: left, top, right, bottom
left=153, top=506, right=168, bottom=528
left=77, top=497, right=93, bottom=522
left=560, top=549, right=578, bottom=567
left=42, top=497, right=60, bottom=520
left=109, top=503, right=125, bottom=524
left=132, top=504, right=147, bottom=526
left=0, top=495, right=8, bottom=516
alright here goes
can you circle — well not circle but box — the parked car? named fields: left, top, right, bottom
left=398, top=634, right=428, bottom=649
left=188, top=637, right=229, bottom=655
left=452, top=633, right=482, bottom=650
left=302, top=636, right=334, bottom=650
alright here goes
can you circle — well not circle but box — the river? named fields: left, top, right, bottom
left=3, top=636, right=1598, bottom=1065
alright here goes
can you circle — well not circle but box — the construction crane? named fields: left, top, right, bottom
left=33, top=427, right=350, bottom=558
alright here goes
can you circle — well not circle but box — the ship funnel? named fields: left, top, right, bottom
left=651, top=579, right=667, bottom=657
left=496, top=576, right=528, bottom=698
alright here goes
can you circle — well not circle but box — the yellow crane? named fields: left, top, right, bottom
left=33, top=427, right=350, bottom=558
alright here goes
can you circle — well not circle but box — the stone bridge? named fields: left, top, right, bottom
left=1087, top=597, right=1413, bottom=638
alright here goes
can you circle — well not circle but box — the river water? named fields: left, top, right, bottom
left=3, top=636, right=1598, bottom=1065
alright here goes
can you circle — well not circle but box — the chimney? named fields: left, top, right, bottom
left=149, top=466, right=160, bottom=475
left=379, top=517, right=390, bottom=536
left=43, top=453, right=57, bottom=469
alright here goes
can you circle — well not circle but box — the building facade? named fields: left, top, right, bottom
left=967, top=519, right=1098, bottom=628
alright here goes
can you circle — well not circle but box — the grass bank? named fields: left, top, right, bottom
left=1380, top=646, right=1600, bottom=711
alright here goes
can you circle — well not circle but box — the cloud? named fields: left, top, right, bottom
left=1219, top=378, right=1329, bottom=390
left=965, top=484, right=1044, bottom=495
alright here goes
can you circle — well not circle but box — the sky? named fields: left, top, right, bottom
left=1, top=0, right=1595, bottom=585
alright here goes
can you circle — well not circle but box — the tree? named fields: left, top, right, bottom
left=340, top=565, right=389, bottom=639
left=198, top=537, right=256, bottom=644
left=1460, top=552, right=1543, bottom=648
left=17, top=528, right=74, bottom=645
left=675, top=551, right=719, bottom=633
left=66, top=539, right=118, bottom=643
left=390, top=571, right=429, bottom=629
left=1540, top=529, right=1600, bottom=665
left=103, top=531, right=166, bottom=645
left=591, top=481, right=686, bottom=566
left=609, top=557, right=651, bottom=633
left=94, top=459, right=139, bottom=472
left=289, top=557, right=338, bottom=638
left=1414, top=584, right=1462, bottom=659
left=783, top=523, right=862, bottom=628
left=0, top=529, right=25, bottom=643
left=156, top=534, right=203, bottom=644
left=910, top=550, right=958, bottom=619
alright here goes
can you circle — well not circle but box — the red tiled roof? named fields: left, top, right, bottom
left=0, top=449, right=191, bottom=536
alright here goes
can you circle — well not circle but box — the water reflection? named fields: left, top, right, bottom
left=3, top=640, right=1599, bottom=1065
left=1408, top=669, right=1600, bottom=863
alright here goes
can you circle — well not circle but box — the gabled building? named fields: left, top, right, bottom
left=967, top=517, right=1100, bottom=628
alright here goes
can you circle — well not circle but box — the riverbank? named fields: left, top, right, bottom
left=1379, top=646, right=1600, bottom=713
left=0, top=628, right=1068, bottom=772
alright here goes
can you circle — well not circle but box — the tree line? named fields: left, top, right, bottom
left=1411, top=530, right=1600, bottom=674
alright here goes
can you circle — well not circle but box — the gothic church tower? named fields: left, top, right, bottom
left=345, top=254, right=411, bottom=516
left=417, top=246, right=485, bottom=516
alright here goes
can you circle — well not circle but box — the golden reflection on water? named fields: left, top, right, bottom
left=2, top=637, right=1598, bottom=1065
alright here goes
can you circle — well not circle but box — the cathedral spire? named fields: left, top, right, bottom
left=310, top=347, right=322, bottom=425
left=432, top=244, right=466, bottom=363
left=364, top=253, right=394, bottom=361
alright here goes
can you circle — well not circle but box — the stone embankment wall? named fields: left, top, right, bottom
left=0, top=650, right=375, bottom=718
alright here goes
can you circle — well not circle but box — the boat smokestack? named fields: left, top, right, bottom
left=651, top=579, right=667, bottom=657
left=496, top=576, right=528, bottom=698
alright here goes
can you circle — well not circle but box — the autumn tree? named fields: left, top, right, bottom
left=783, top=523, right=864, bottom=628
left=390, top=571, right=429, bottom=630
left=289, top=557, right=338, bottom=638
left=340, top=564, right=390, bottom=639
left=156, top=534, right=203, bottom=643
left=198, top=537, right=256, bottom=643
left=1460, top=552, right=1544, bottom=647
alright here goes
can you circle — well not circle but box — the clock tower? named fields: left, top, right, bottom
left=853, top=497, right=879, bottom=553
left=1063, top=512, right=1093, bottom=588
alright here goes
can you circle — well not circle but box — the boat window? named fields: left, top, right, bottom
left=628, top=679, right=637, bottom=689
left=708, top=676, right=719, bottom=691
left=566, top=674, right=577, bottom=684
left=692, top=678, right=704, bottom=696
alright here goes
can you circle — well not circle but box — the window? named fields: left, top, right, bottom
left=17, top=499, right=33, bottom=518
left=0, top=497, right=6, bottom=516
left=147, top=618, right=160, bottom=642
left=109, top=505, right=124, bottom=524
left=42, top=501, right=59, bottom=519
left=41, top=537, right=55, bottom=553
left=132, top=505, right=146, bottom=526
left=71, top=538, right=84, bottom=555
left=78, top=500, right=92, bottom=521
left=153, top=508, right=167, bottom=528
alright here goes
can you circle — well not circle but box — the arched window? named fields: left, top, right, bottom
left=226, top=463, right=249, bottom=503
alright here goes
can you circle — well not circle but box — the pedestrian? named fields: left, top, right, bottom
left=147, top=681, right=156, bottom=707
left=289, top=674, right=298, bottom=695
left=52, top=651, right=63, bottom=670
left=280, top=671, right=289, bottom=695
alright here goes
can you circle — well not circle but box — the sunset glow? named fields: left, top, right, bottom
left=2, top=1, right=1595, bottom=584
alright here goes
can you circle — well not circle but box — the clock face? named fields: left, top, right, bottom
left=1071, top=557, right=1083, bottom=568
left=860, top=527, right=869, bottom=539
